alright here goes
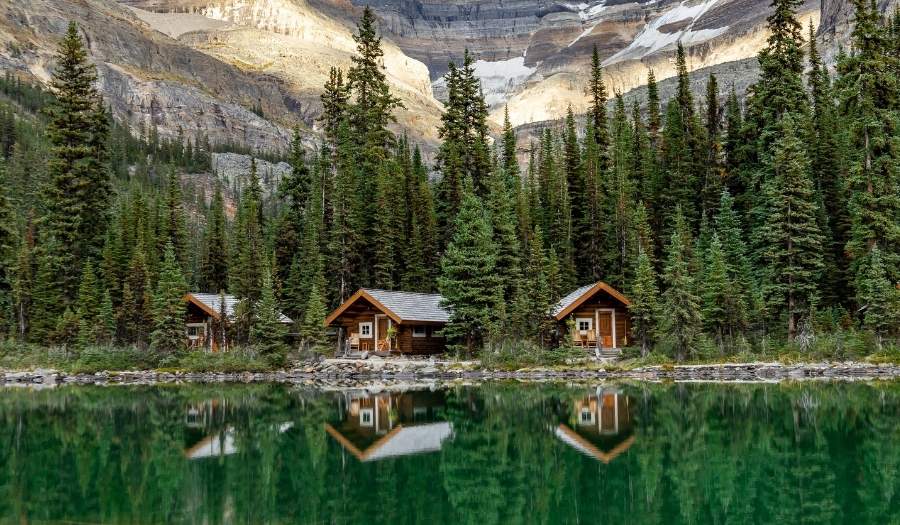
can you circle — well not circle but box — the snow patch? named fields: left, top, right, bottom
left=561, top=1, right=608, bottom=21
left=471, top=57, right=537, bottom=106
left=569, top=23, right=599, bottom=47
left=603, top=0, right=728, bottom=65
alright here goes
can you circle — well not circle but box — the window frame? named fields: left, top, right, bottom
left=575, top=317, right=593, bottom=333
left=412, top=326, right=428, bottom=338
left=359, top=322, right=373, bottom=338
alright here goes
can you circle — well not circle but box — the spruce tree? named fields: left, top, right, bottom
left=150, top=243, right=187, bottom=357
left=438, top=182, right=504, bottom=355
left=701, top=233, right=747, bottom=349
left=299, top=283, right=328, bottom=352
left=44, top=22, right=111, bottom=304
left=160, top=166, right=188, bottom=268
left=758, top=116, right=824, bottom=340
left=630, top=248, right=660, bottom=357
left=200, top=182, right=228, bottom=293
left=588, top=44, right=610, bottom=166
left=75, top=262, right=101, bottom=347
left=661, top=208, right=701, bottom=361
left=251, top=268, right=289, bottom=367
left=855, top=245, right=899, bottom=346
left=231, top=164, right=263, bottom=302
left=836, top=0, right=900, bottom=285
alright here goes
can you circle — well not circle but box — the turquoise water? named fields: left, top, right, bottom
left=0, top=381, right=897, bottom=524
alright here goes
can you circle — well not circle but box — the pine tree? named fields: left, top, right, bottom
left=661, top=208, right=701, bottom=361
left=758, top=116, right=824, bottom=340
left=150, top=243, right=187, bottom=357
left=588, top=45, right=610, bottom=167
left=231, top=163, right=264, bottom=302
left=251, top=268, right=289, bottom=367
left=75, top=262, right=101, bottom=347
left=97, top=290, right=115, bottom=345
left=501, top=106, right=520, bottom=191
left=160, top=166, right=188, bottom=268
left=646, top=69, right=661, bottom=145
left=299, top=283, right=328, bottom=352
left=855, top=245, right=899, bottom=346
left=837, top=0, right=900, bottom=286
left=702, top=74, right=726, bottom=217
left=438, top=183, right=504, bottom=355
left=43, top=22, right=111, bottom=305
left=200, top=182, right=228, bottom=293
left=630, top=248, right=660, bottom=357
left=485, top=157, right=521, bottom=304
left=701, top=233, right=747, bottom=349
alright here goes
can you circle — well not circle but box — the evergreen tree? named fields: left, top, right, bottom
left=836, top=0, right=900, bottom=285
left=855, top=245, right=899, bottom=346
left=299, top=282, right=328, bottom=352
left=758, top=116, right=824, bottom=340
left=75, top=262, right=101, bottom=347
left=43, top=22, right=111, bottom=305
left=251, top=268, right=289, bottom=367
left=701, top=233, right=747, bottom=348
left=661, top=208, right=701, bottom=361
left=160, top=166, right=188, bottom=268
left=231, top=164, right=264, bottom=302
left=629, top=248, right=660, bottom=357
left=200, top=182, right=228, bottom=293
left=150, top=243, right=187, bottom=357
left=438, top=183, right=504, bottom=355
left=588, top=45, right=610, bottom=166
left=646, top=69, right=661, bottom=144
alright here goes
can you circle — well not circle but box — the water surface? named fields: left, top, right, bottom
left=1, top=381, right=898, bottom=524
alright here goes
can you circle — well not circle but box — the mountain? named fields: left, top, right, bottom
left=0, top=0, right=894, bottom=152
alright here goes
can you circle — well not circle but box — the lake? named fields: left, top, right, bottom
left=0, top=381, right=898, bottom=524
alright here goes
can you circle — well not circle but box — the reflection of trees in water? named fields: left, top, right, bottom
left=0, top=382, right=897, bottom=524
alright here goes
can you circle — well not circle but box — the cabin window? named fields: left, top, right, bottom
left=186, top=323, right=205, bottom=340
left=412, top=326, right=427, bottom=338
left=576, top=318, right=593, bottom=332
left=580, top=407, right=595, bottom=425
left=360, top=408, right=374, bottom=427
left=359, top=322, right=372, bottom=337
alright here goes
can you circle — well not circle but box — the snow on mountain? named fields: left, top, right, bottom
left=604, top=0, right=729, bottom=65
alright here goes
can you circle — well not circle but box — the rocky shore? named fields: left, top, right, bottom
left=2, top=360, right=899, bottom=387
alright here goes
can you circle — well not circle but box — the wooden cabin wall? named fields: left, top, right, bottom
left=397, top=326, right=446, bottom=355
left=564, top=295, right=631, bottom=348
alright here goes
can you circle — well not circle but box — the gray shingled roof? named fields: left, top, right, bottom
left=189, top=293, right=293, bottom=324
left=551, top=282, right=601, bottom=317
left=362, top=289, right=450, bottom=323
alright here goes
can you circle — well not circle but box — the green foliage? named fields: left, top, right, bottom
left=660, top=209, right=702, bottom=361
left=250, top=269, right=289, bottom=367
left=149, top=243, right=187, bottom=357
left=629, top=248, right=660, bottom=356
left=438, top=185, right=504, bottom=355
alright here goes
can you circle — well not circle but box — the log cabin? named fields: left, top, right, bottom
left=324, top=390, right=452, bottom=462
left=325, top=288, right=449, bottom=356
left=554, top=388, right=635, bottom=463
left=183, top=292, right=293, bottom=351
left=551, top=281, right=632, bottom=354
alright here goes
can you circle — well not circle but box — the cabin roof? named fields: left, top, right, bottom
left=554, top=425, right=636, bottom=464
left=185, top=292, right=293, bottom=324
left=325, top=288, right=449, bottom=325
left=325, top=422, right=453, bottom=462
left=551, top=281, right=631, bottom=320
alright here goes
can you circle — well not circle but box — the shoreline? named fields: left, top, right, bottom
left=3, top=360, right=899, bottom=387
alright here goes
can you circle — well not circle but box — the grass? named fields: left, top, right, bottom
left=0, top=341, right=276, bottom=374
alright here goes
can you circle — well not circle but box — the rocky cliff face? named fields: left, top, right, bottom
left=2, top=0, right=896, bottom=152
left=350, top=0, right=820, bottom=127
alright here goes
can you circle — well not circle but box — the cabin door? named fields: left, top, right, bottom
left=597, top=311, right=614, bottom=348
left=375, top=315, right=391, bottom=352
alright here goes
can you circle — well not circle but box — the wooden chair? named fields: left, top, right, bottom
left=571, top=331, right=584, bottom=347
left=377, top=338, right=391, bottom=352
left=348, top=333, right=360, bottom=353
left=585, top=329, right=597, bottom=349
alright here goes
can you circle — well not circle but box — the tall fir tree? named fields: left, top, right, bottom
left=200, top=182, right=228, bottom=293
left=438, top=182, right=504, bottom=355
left=251, top=267, right=289, bottom=366
left=43, top=22, right=111, bottom=306
left=661, top=207, right=701, bottom=361
left=629, top=247, right=660, bottom=357
left=150, top=242, right=187, bottom=357
left=758, top=116, right=824, bottom=340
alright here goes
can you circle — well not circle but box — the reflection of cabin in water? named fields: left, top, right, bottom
left=555, top=388, right=635, bottom=463
left=325, top=390, right=452, bottom=462
left=183, top=399, right=292, bottom=460
left=184, top=293, right=293, bottom=351
left=552, top=281, right=631, bottom=355
left=325, top=289, right=449, bottom=356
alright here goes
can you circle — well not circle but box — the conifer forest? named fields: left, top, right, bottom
left=0, top=0, right=898, bottom=367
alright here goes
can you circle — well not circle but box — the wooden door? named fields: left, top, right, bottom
left=377, top=316, right=390, bottom=351
left=598, top=311, right=613, bottom=348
